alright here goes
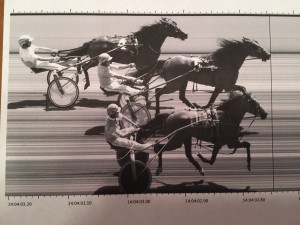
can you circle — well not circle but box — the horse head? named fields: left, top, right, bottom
left=242, top=37, right=271, bottom=62
left=159, top=17, right=188, bottom=40
left=219, top=90, right=268, bottom=123
left=240, top=90, right=268, bottom=120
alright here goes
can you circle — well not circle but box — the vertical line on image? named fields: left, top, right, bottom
left=268, top=16, right=275, bottom=191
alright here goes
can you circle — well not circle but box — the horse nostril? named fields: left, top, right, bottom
left=261, top=112, right=268, bottom=120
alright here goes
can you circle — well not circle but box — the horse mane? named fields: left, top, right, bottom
left=133, top=21, right=162, bottom=41
left=217, top=91, right=243, bottom=111
left=211, top=39, right=243, bottom=62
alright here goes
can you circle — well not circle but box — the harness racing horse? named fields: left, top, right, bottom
left=63, top=18, right=188, bottom=90
left=154, top=37, right=271, bottom=115
left=137, top=90, right=268, bottom=176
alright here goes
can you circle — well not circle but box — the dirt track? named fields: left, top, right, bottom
left=4, top=54, right=300, bottom=195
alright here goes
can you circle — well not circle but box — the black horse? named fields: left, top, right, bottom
left=154, top=37, right=271, bottom=115
left=137, top=90, right=268, bottom=176
left=62, top=18, right=188, bottom=90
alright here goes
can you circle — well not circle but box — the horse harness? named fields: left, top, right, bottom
left=187, top=107, right=220, bottom=145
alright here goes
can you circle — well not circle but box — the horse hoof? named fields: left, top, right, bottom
left=156, top=169, right=162, bottom=176
left=247, top=165, right=251, bottom=171
left=84, top=83, right=90, bottom=90
left=199, top=169, right=205, bottom=176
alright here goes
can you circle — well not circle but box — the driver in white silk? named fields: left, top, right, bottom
left=98, top=53, right=144, bottom=96
left=105, top=104, right=153, bottom=151
left=18, top=34, right=65, bottom=72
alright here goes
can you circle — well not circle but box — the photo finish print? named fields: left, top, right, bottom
left=5, top=13, right=300, bottom=195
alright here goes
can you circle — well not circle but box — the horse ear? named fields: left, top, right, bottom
left=160, top=17, right=167, bottom=23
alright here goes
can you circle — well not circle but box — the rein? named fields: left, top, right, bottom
left=245, top=57, right=259, bottom=61
left=131, top=68, right=196, bottom=98
left=147, top=44, right=160, bottom=55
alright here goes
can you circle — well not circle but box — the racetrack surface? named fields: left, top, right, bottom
left=4, top=54, right=300, bottom=195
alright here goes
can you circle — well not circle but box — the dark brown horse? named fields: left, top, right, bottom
left=60, top=18, right=187, bottom=90
left=154, top=37, right=271, bottom=115
left=137, top=90, right=268, bottom=176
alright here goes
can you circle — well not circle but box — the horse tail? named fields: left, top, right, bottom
left=63, top=39, right=94, bottom=57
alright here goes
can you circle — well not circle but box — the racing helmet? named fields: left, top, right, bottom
left=18, top=35, right=33, bottom=47
left=107, top=103, right=121, bottom=117
left=99, top=53, right=113, bottom=64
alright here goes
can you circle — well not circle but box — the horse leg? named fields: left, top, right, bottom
left=228, top=141, right=251, bottom=171
left=154, top=134, right=184, bottom=175
left=202, top=87, right=223, bottom=109
left=76, top=57, right=82, bottom=74
left=82, top=60, right=98, bottom=90
left=156, top=151, right=163, bottom=176
left=183, top=137, right=205, bottom=176
left=197, top=143, right=222, bottom=165
left=81, top=61, right=91, bottom=90
left=179, top=81, right=199, bottom=108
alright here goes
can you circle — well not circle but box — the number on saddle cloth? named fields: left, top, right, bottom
left=188, top=107, right=218, bottom=128
left=193, top=56, right=215, bottom=71
left=109, top=35, right=138, bottom=55
left=189, top=107, right=220, bottom=143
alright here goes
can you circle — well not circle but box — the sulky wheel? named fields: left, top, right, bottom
left=119, top=102, right=151, bottom=129
left=47, top=77, right=79, bottom=108
left=116, top=148, right=149, bottom=167
left=119, top=160, right=152, bottom=194
left=47, top=70, right=79, bottom=85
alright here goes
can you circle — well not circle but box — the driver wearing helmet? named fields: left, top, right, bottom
left=98, top=53, right=144, bottom=96
left=18, top=34, right=65, bottom=72
left=105, top=104, right=153, bottom=151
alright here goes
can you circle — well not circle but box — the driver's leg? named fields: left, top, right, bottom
left=112, top=137, right=152, bottom=152
left=35, top=61, right=66, bottom=71
left=104, top=82, right=141, bottom=96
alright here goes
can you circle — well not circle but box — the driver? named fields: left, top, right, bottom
left=18, top=34, right=65, bottom=72
left=98, top=53, right=144, bottom=96
left=105, top=104, right=153, bottom=151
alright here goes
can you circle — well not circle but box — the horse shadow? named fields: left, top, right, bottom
left=150, top=179, right=252, bottom=193
left=8, top=100, right=47, bottom=109
left=85, top=126, right=105, bottom=135
left=93, top=179, right=253, bottom=195
left=75, top=98, right=116, bottom=108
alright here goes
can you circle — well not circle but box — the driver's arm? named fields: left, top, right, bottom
left=110, top=63, right=134, bottom=70
left=110, top=70, right=135, bottom=81
left=35, top=46, right=58, bottom=53
left=36, top=56, right=60, bottom=62
left=115, top=127, right=139, bottom=138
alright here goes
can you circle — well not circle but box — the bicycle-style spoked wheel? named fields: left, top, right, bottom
left=47, top=77, right=79, bottom=108
left=119, top=102, right=151, bottom=128
left=47, top=70, right=79, bottom=85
